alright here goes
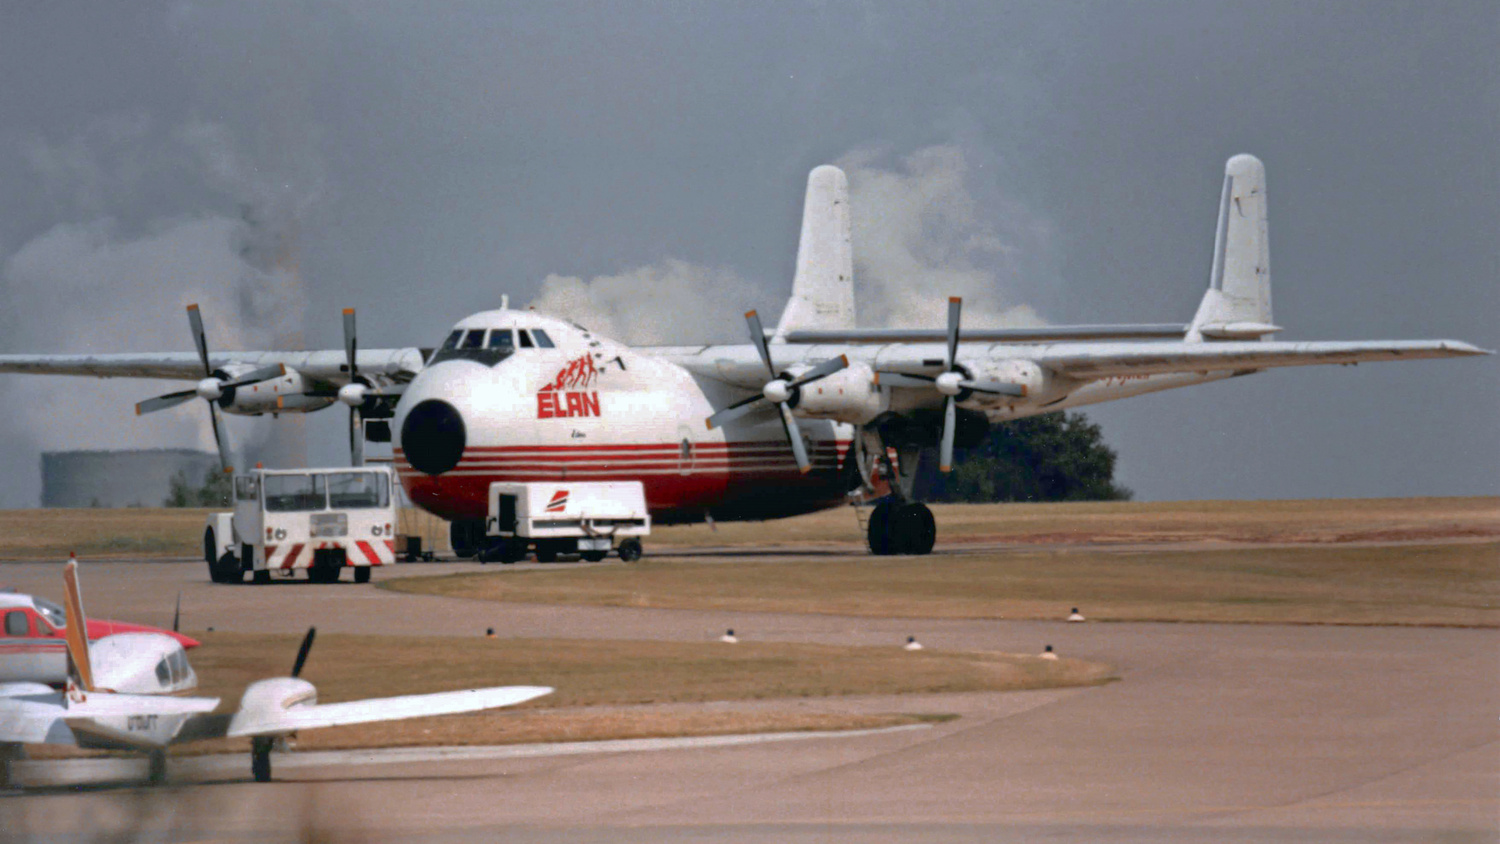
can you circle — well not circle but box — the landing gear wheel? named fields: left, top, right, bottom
left=147, top=749, right=167, bottom=784
left=617, top=538, right=643, bottom=563
left=866, top=501, right=895, bottom=556
left=253, top=569, right=272, bottom=585
left=251, top=737, right=273, bottom=783
left=892, top=502, right=936, bottom=555
left=580, top=550, right=607, bottom=562
left=450, top=520, right=484, bottom=559
left=354, top=566, right=372, bottom=584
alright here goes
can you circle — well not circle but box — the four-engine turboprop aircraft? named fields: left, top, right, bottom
left=0, top=155, right=1487, bottom=555
left=0, top=556, right=551, bottom=785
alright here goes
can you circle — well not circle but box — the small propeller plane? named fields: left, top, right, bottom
left=1, top=584, right=199, bottom=687
left=0, top=155, right=1488, bottom=556
left=0, top=557, right=551, bottom=785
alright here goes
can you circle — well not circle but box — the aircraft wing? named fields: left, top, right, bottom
left=1033, top=339, right=1490, bottom=379
left=225, top=685, right=553, bottom=738
left=0, top=349, right=426, bottom=383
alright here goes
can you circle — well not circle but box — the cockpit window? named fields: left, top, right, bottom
left=518, top=330, right=535, bottom=349
left=532, top=329, right=555, bottom=348
left=33, top=597, right=65, bottom=629
left=156, top=658, right=171, bottom=686
left=429, top=327, right=517, bottom=368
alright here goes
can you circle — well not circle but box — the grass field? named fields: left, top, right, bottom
left=386, top=540, right=1500, bottom=627
left=2, top=496, right=1494, bottom=560
left=29, top=632, right=1110, bottom=758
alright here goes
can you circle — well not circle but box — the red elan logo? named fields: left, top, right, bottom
left=537, top=391, right=600, bottom=419
left=538, top=354, right=602, bottom=419
left=546, top=490, right=569, bottom=511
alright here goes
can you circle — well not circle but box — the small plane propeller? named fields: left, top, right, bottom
left=873, top=297, right=1027, bottom=472
left=705, top=310, right=848, bottom=474
left=172, top=592, right=181, bottom=634
left=291, top=627, right=316, bottom=679
left=135, top=305, right=286, bottom=473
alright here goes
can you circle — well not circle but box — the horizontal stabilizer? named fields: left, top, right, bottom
left=227, top=685, right=552, bottom=738
left=783, top=325, right=1188, bottom=344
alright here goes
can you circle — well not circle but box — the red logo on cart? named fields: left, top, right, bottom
left=537, top=354, right=601, bottom=419
left=546, top=490, right=569, bottom=511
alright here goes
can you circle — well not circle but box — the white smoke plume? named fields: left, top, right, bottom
left=0, top=116, right=320, bottom=498
left=527, top=144, right=1050, bottom=343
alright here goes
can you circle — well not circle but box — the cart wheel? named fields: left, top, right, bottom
left=354, top=566, right=372, bottom=584
left=253, top=569, right=271, bottom=585
left=581, top=550, right=607, bottom=562
left=618, top=539, right=643, bottom=563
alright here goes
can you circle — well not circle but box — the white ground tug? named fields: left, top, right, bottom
left=204, top=466, right=400, bottom=584
left=480, top=481, right=650, bottom=563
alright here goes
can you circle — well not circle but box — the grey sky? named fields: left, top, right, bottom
left=0, top=1, right=1494, bottom=507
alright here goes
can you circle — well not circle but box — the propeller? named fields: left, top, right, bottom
left=291, top=627, right=316, bottom=678
left=135, top=305, right=286, bottom=473
left=872, top=298, right=1028, bottom=473
left=337, top=308, right=368, bottom=466
left=172, top=592, right=181, bottom=633
left=705, top=310, right=848, bottom=473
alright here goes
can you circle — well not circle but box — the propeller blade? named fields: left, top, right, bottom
left=744, top=310, right=775, bottom=378
left=173, top=592, right=181, bottom=633
left=186, top=304, right=212, bottom=376
left=222, top=363, right=287, bottom=388
left=705, top=394, right=769, bottom=429
left=939, top=395, right=957, bottom=473
left=874, top=372, right=936, bottom=389
left=136, top=390, right=198, bottom=415
left=343, top=307, right=358, bottom=379
left=787, top=355, right=849, bottom=387
left=350, top=406, right=365, bottom=467
left=779, top=404, right=811, bottom=474
left=207, top=401, right=233, bottom=473
left=291, top=627, right=316, bottom=678
left=946, top=296, right=962, bottom=371
left=961, top=379, right=1027, bottom=397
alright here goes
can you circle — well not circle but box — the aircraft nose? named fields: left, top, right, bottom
left=400, top=399, right=467, bottom=475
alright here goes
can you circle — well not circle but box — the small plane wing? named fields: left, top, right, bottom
left=225, top=685, right=552, bottom=738
left=1033, top=339, right=1490, bottom=379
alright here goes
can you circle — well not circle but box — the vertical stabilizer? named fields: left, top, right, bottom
left=1189, top=154, right=1278, bottom=341
left=62, top=555, right=96, bottom=693
left=775, top=165, right=855, bottom=339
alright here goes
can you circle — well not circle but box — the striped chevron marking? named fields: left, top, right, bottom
left=264, top=539, right=396, bottom=570
left=394, top=441, right=851, bottom=479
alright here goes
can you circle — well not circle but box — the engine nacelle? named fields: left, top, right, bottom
left=790, top=362, right=887, bottom=425
left=228, top=676, right=318, bottom=737
left=962, top=358, right=1066, bottom=406
left=215, top=366, right=334, bottom=416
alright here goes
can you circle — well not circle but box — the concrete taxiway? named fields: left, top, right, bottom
left=0, top=557, right=1495, bottom=842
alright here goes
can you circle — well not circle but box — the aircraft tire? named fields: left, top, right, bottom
left=251, top=737, right=273, bottom=783
left=894, top=503, right=936, bottom=556
left=618, top=538, right=643, bottom=563
left=866, top=501, right=895, bottom=556
left=354, top=566, right=372, bottom=584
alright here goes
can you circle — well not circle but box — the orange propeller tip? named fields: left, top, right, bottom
left=948, top=296, right=961, bottom=303
left=343, top=307, right=355, bottom=315
left=744, top=310, right=758, bottom=318
left=186, top=303, right=200, bottom=311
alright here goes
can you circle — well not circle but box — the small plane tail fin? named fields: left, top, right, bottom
left=62, top=555, right=96, bottom=694
left=775, top=165, right=855, bottom=340
left=1188, top=154, right=1279, bottom=341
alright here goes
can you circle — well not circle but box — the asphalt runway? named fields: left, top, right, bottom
left=0, top=555, right=1495, bottom=842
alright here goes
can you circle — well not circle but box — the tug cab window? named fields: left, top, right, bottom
left=235, top=475, right=260, bottom=502
left=263, top=473, right=327, bottom=512
left=327, top=471, right=389, bottom=508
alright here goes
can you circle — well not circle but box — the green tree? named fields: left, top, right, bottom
left=919, top=411, right=1131, bottom=503
left=164, top=466, right=233, bottom=508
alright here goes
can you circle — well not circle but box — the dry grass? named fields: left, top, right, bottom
left=386, top=541, right=1500, bottom=627
left=3, top=497, right=1493, bottom=560
left=28, top=632, right=1107, bottom=759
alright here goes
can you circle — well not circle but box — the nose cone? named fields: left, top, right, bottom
left=400, top=399, right=467, bottom=475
